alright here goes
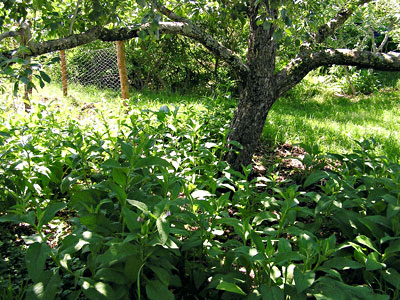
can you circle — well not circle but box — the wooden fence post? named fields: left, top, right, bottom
left=60, top=50, right=68, bottom=96
left=116, top=41, right=129, bottom=103
left=21, top=21, right=32, bottom=111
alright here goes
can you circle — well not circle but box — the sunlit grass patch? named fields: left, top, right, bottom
left=263, top=76, right=400, bottom=161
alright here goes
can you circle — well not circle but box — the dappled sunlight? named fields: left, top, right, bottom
left=264, top=76, right=400, bottom=161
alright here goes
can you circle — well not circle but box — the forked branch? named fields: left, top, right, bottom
left=309, top=0, right=373, bottom=45
left=152, top=1, right=248, bottom=75
left=377, top=18, right=395, bottom=52
left=276, top=49, right=400, bottom=97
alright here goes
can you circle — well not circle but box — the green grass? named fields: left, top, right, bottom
left=264, top=75, right=400, bottom=162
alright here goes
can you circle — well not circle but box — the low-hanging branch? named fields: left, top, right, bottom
left=2, top=21, right=249, bottom=76
left=276, top=49, right=400, bottom=97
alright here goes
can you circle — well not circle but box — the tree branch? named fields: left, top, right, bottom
left=377, top=18, right=395, bottom=52
left=151, top=1, right=189, bottom=23
left=0, top=30, right=22, bottom=42
left=310, top=0, right=373, bottom=45
left=152, top=1, right=248, bottom=75
left=1, top=22, right=249, bottom=75
left=370, top=26, right=377, bottom=52
left=276, top=49, right=400, bottom=97
left=69, top=0, right=83, bottom=35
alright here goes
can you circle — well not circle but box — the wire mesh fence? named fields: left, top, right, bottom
left=65, top=44, right=120, bottom=90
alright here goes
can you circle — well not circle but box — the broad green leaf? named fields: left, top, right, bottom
left=120, top=141, right=133, bottom=160
left=122, top=206, right=140, bottom=232
left=260, top=284, right=284, bottom=300
left=145, top=280, right=174, bottom=300
left=193, top=268, right=206, bottom=290
left=272, top=29, right=283, bottom=42
left=314, top=277, right=389, bottom=300
left=387, top=204, right=400, bottom=219
left=156, top=216, right=170, bottom=245
left=365, top=252, right=385, bottom=271
left=278, top=238, right=292, bottom=253
left=0, top=214, right=24, bottom=224
left=274, top=252, right=303, bottom=266
left=383, top=268, right=400, bottom=289
left=227, top=140, right=243, bottom=150
left=102, top=159, right=121, bottom=169
left=216, top=281, right=246, bottom=295
left=70, top=189, right=104, bottom=211
left=94, top=268, right=127, bottom=284
left=26, top=270, right=61, bottom=300
left=26, top=242, right=51, bottom=282
left=355, top=235, right=379, bottom=253
left=20, top=75, right=30, bottom=85
left=60, top=174, right=81, bottom=193
left=384, top=239, right=400, bottom=255
left=136, top=156, right=171, bottom=168
left=109, top=182, right=127, bottom=203
left=304, top=171, right=332, bottom=188
left=112, top=168, right=127, bottom=186
left=96, top=243, right=138, bottom=267
left=124, top=256, right=142, bottom=284
left=322, top=257, right=363, bottom=270
left=82, top=280, right=116, bottom=300
left=294, top=267, right=315, bottom=293
left=250, top=231, right=265, bottom=251
left=148, top=265, right=170, bottom=286
left=170, top=182, right=181, bottom=200
left=41, top=270, right=61, bottom=300
left=39, top=71, right=51, bottom=83
left=253, top=211, right=277, bottom=225
left=127, top=199, right=149, bottom=214
left=38, top=202, right=67, bottom=228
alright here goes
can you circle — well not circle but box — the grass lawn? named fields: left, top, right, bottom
left=265, top=76, right=400, bottom=161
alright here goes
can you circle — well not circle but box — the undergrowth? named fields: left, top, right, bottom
left=1, top=87, right=400, bottom=299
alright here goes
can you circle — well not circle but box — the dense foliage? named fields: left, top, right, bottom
left=1, top=87, right=400, bottom=299
left=2, top=0, right=400, bottom=299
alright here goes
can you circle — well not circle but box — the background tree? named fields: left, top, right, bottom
left=1, top=0, right=400, bottom=169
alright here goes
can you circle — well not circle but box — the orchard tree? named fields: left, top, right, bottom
left=1, top=0, right=400, bottom=169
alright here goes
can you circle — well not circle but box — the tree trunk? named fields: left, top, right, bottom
left=225, top=4, right=277, bottom=170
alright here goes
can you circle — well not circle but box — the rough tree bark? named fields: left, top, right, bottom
left=224, top=2, right=278, bottom=170
left=2, top=0, right=400, bottom=170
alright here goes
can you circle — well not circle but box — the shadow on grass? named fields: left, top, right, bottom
left=263, top=85, right=400, bottom=161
